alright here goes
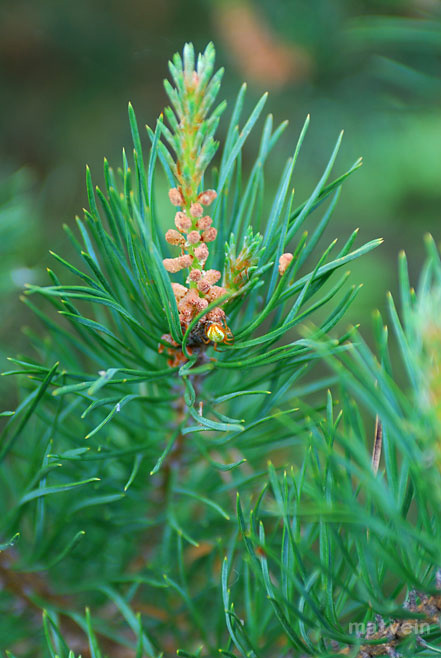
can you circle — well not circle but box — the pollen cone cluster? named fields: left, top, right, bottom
left=163, top=187, right=227, bottom=330
left=158, top=42, right=231, bottom=361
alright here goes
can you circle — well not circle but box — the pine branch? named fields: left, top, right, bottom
left=0, top=42, right=396, bottom=657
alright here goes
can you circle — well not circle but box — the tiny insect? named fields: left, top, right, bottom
left=203, top=319, right=234, bottom=348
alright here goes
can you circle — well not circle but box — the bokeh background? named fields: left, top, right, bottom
left=1, top=0, right=441, bottom=381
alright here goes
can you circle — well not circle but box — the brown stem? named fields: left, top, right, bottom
left=160, top=364, right=205, bottom=497
left=372, top=416, right=383, bottom=476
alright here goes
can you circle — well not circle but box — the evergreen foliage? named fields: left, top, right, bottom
left=1, top=43, right=440, bottom=658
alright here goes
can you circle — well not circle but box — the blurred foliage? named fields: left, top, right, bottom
left=0, top=171, right=36, bottom=297
left=0, top=170, right=41, bottom=380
